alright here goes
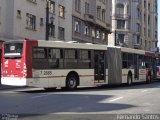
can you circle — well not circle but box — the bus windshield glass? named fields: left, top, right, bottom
left=4, top=42, right=23, bottom=59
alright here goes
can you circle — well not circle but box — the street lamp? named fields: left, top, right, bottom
left=46, top=0, right=54, bottom=40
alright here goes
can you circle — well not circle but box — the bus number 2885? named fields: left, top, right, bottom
left=40, top=71, right=53, bottom=76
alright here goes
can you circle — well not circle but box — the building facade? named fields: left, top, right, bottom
left=72, top=0, right=112, bottom=44
left=108, top=0, right=131, bottom=47
left=131, top=0, right=158, bottom=50
left=0, top=0, right=46, bottom=40
left=0, top=0, right=112, bottom=44
left=109, top=0, right=158, bottom=50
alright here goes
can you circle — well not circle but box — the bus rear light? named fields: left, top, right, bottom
left=23, top=64, right=27, bottom=77
left=23, top=64, right=27, bottom=69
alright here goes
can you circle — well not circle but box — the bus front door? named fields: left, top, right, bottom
left=94, top=51, right=106, bottom=83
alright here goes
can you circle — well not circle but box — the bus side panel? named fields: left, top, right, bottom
left=29, top=69, right=94, bottom=88
left=24, top=40, right=38, bottom=78
left=139, top=69, right=147, bottom=82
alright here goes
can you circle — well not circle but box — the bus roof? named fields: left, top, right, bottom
left=121, top=47, right=145, bottom=55
left=37, top=40, right=108, bottom=50
left=107, top=46, right=155, bottom=56
left=3, top=39, right=156, bottom=56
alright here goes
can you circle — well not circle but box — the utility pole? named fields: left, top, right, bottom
left=46, top=1, right=49, bottom=40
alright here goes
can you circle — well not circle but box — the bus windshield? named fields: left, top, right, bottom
left=4, top=42, right=23, bottom=59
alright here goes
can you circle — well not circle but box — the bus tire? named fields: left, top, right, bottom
left=66, top=74, right=78, bottom=90
left=127, top=74, right=132, bottom=86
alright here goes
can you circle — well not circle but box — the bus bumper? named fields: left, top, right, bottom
left=1, top=77, right=27, bottom=86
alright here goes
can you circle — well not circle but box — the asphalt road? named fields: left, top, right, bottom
left=0, top=82, right=160, bottom=120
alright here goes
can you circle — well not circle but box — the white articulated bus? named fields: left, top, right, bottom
left=1, top=39, right=155, bottom=90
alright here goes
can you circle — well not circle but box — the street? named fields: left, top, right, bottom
left=0, top=82, right=160, bottom=120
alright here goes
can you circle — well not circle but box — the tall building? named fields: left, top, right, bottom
left=0, top=0, right=46, bottom=40
left=0, top=0, right=112, bottom=44
left=109, top=0, right=158, bottom=50
left=108, top=0, right=131, bottom=47
left=131, top=0, right=158, bottom=50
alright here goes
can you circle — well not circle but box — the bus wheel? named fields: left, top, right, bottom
left=66, top=74, right=78, bottom=90
left=127, top=74, right=132, bottom=85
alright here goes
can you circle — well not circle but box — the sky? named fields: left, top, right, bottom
left=158, top=0, right=160, bottom=47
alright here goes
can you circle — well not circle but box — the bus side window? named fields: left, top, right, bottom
left=48, top=49, right=62, bottom=68
left=122, top=53, right=128, bottom=69
left=145, top=63, right=149, bottom=68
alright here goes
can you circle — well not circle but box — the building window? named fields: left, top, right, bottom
left=102, top=32, right=106, bottom=40
left=144, top=28, right=146, bottom=36
left=148, top=29, right=150, bottom=37
left=97, top=6, right=101, bottom=19
left=144, top=0, right=146, bottom=8
left=75, top=21, right=80, bottom=33
left=137, top=8, right=141, bottom=19
left=102, top=0, right=106, bottom=4
left=155, top=31, right=157, bottom=39
left=148, top=3, right=151, bottom=12
left=155, top=17, right=158, bottom=27
left=117, top=20, right=125, bottom=29
left=85, top=2, right=89, bottom=14
left=40, top=18, right=44, bottom=26
left=155, top=0, right=157, bottom=12
left=136, top=35, right=140, bottom=44
left=26, top=13, right=36, bottom=30
left=75, top=0, right=81, bottom=12
left=96, top=30, right=100, bottom=39
left=84, top=25, right=89, bottom=35
left=59, top=5, right=65, bottom=18
left=118, top=34, right=125, bottom=43
left=92, top=29, right=95, bottom=37
left=148, top=15, right=150, bottom=25
left=58, top=27, right=65, bottom=40
left=116, top=3, right=124, bottom=15
left=49, top=1, right=55, bottom=14
left=17, top=10, right=21, bottom=18
left=102, top=9, right=105, bottom=22
left=144, top=14, right=146, bottom=23
left=136, top=23, right=140, bottom=32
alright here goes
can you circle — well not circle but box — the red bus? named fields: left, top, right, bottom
left=1, top=39, right=156, bottom=90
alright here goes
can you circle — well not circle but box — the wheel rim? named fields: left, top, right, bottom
left=68, top=77, right=76, bottom=88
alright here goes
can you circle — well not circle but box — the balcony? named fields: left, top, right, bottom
left=84, top=14, right=94, bottom=23
left=113, top=14, right=130, bottom=19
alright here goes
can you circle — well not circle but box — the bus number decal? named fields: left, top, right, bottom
left=40, top=71, right=53, bottom=76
